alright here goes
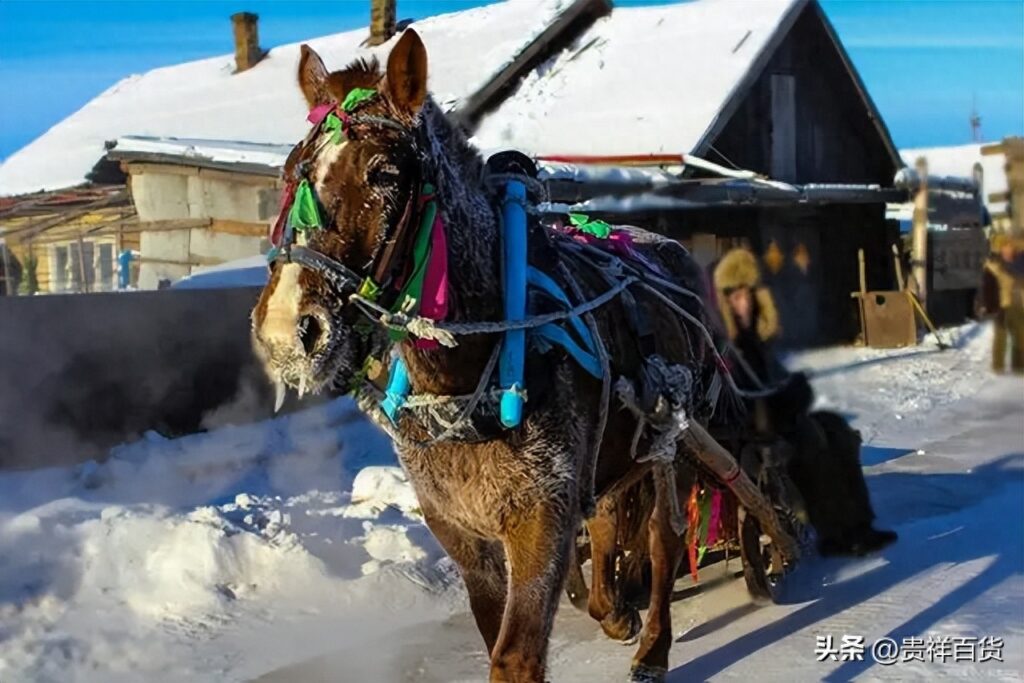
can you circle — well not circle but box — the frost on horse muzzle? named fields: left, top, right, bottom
left=252, top=89, right=439, bottom=411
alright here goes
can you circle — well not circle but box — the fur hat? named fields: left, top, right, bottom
left=713, top=248, right=761, bottom=292
left=991, top=233, right=1009, bottom=252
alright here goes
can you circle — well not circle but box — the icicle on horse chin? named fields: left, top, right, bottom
left=250, top=29, right=800, bottom=683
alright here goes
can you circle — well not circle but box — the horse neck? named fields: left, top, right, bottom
left=400, top=101, right=501, bottom=395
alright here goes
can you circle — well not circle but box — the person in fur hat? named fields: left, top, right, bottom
left=712, top=247, right=897, bottom=556
left=712, top=247, right=785, bottom=385
left=979, top=233, right=1024, bottom=374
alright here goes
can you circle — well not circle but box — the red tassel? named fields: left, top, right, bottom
left=687, top=481, right=701, bottom=583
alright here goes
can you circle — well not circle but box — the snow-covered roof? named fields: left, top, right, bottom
left=110, top=136, right=293, bottom=175
left=0, top=0, right=569, bottom=197
left=472, top=0, right=805, bottom=157
left=900, top=143, right=1009, bottom=216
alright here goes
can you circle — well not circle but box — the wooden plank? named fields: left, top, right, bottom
left=137, top=255, right=223, bottom=267
left=770, top=73, right=797, bottom=181
left=209, top=219, right=269, bottom=237
left=134, top=218, right=212, bottom=234
left=5, top=191, right=129, bottom=240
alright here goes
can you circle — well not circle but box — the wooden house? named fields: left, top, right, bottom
left=0, top=0, right=611, bottom=290
left=0, top=187, right=137, bottom=294
left=471, top=0, right=923, bottom=345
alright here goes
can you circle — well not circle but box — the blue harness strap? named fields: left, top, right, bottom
left=381, top=357, right=411, bottom=424
left=527, top=267, right=596, bottom=351
left=499, top=180, right=528, bottom=428
left=532, top=323, right=603, bottom=379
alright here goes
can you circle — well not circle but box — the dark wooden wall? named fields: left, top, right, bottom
left=585, top=203, right=897, bottom=347
left=708, top=5, right=896, bottom=186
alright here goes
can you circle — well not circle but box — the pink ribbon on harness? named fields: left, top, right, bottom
left=307, top=103, right=334, bottom=125
left=412, top=212, right=449, bottom=350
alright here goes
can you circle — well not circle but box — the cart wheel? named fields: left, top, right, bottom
left=739, top=500, right=812, bottom=603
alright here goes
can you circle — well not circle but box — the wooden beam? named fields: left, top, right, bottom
left=4, top=190, right=129, bottom=240
left=136, top=255, right=223, bottom=267
left=210, top=219, right=269, bottom=237
left=131, top=218, right=212, bottom=234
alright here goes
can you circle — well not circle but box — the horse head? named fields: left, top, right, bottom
left=252, top=30, right=430, bottom=403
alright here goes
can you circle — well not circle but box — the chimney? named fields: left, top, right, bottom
left=231, top=12, right=265, bottom=73
left=367, top=0, right=397, bottom=47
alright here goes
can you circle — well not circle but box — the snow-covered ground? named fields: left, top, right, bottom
left=1, top=323, right=1021, bottom=682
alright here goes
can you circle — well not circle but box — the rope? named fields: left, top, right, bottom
left=358, top=341, right=502, bottom=450
left=558, top=260, right=609, bottom=520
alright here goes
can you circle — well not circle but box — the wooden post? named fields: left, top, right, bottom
left=0, top=239, right=13, bottom=295
left=76, top=233, right=90, bottom=294
left=891, top=244, right=905, bottom=292
left=911, top=156, right=929, bottom=308
left=857, top=248, right=867, bottom=295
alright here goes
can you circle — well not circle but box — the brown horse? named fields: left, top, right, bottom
left=252, top=30, right=740, bottom=682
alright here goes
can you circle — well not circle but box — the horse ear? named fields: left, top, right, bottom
left=298, top=44, right=330, bottom=107
left=385, top=30, right=428, bottom=116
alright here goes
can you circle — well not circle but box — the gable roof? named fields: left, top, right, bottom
left=473, top=0, right=901, bottom=171
left=0, top=0, right=575, bottom=197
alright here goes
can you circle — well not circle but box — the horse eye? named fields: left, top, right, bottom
left=369, top=164, right=401, bottom=182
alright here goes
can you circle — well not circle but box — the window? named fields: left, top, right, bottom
left=51, top=245, right=69, bottom=292
left=68, top=241, right=95, bottom=292
left=97, top=243, right=115, bottom=291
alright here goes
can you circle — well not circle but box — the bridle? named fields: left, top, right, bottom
left=267, top=92, right=431, bottom=313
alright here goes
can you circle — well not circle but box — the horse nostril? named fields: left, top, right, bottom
left=298, top=314, right=325, bottom=355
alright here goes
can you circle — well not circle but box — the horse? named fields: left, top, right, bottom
left=251, top=29, right=790, bottom=682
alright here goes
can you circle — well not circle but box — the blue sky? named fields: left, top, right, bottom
left=0, top=0, right=1021, bottom=160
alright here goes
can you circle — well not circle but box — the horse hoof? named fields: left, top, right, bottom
left=628, top=664, right=667, bottom=682
left=601, top=607, right=642, bottom=644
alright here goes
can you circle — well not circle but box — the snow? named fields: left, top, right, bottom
left=1, top=322, right=1022, bottom=682
left=111, top=136, right=293, bottom=172
left=472, top=0, right=802, bottom=157
left=171, top=255, right=269, bottom=290
left=901, top=143, right=1009, bottom=216
left=0, top=0, right=569, bottom=196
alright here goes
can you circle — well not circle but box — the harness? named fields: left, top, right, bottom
left=268, top=97, right=610, bottom=429
left=266, top=96, right=764, bottom=482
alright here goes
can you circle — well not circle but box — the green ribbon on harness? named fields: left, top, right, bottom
left=568, top=213, right=612, bottom=239
left=342, top=87, right=377, bottom=112
left=389, top=183, right=438, bottom=341
left=289, top=179, right=322, bottom=233
left=323, top=112, right=344, bottom=144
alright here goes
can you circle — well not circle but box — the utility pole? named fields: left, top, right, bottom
left=911, top=156, right=929, bottom=309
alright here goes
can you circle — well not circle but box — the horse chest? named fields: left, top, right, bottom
left=397, top=441, right=561, bottom=538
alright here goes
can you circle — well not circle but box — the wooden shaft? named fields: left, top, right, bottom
left=911, top=161, right=929, bottom=306
left=858, top=248, right=867, bottom=294
left=891, top=244, right=905, bottom=292
left=679, top=420, right=799, bottom=564
left=907, top=290, right=943, bottom=344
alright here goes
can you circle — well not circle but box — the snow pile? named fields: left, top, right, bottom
left=1, top=321, right=1021, bottom=682
left=0, top=398, right=457, bottom=683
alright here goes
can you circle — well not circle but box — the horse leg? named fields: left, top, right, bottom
left=630, top=467, right=686, bottom=682
left=423, top=508, right=507, bottom=654
left=587, top=494, right=643, bottom=642
left=489, top=501, right=575, bottom=683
